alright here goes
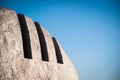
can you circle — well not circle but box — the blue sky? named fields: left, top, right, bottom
left=0, top=0, right=120, bottom=80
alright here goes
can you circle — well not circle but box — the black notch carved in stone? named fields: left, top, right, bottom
left=17, top=14, right=32, bottom=59
left=52, top=37, right=63, bottom=64
left=34, top=22, right=49, bottom=61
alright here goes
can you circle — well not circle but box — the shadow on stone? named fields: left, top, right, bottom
left=34, top=22, right=49, bottom=61
left=17, top=14, right=32, bottom=59
left=52, top=37, right=63, bottom=64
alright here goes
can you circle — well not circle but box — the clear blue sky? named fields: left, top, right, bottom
left=1, top=0, right=120, bottom=80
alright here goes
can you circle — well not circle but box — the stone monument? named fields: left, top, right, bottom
left=0, top=8, right=79, bottom=80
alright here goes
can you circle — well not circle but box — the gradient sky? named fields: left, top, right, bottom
left=0, top=0, right=120, bottom=80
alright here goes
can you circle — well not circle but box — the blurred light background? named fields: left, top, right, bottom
left=0, top=0, right=120, bottom=80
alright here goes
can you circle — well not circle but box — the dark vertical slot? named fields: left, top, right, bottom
left=34, top=22, right=49, bottom=61
left=17, top=14, right=32, bottom=59
left=52, top=37, right=63, bottom=64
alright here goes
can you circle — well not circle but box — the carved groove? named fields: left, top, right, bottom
left=17, top=14, right=32, bottom=59
left=52, top=37, right=63, bottom=64
left=34, top=22, right=49, bottom=61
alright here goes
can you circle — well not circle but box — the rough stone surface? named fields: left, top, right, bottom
left=0, top=8, right=79, bottom=80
